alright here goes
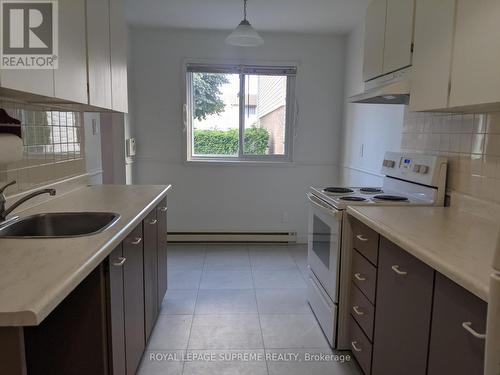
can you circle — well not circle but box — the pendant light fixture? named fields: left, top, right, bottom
left=225, top=0, right=264, bottom=47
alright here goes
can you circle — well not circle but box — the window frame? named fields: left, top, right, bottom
left=184, top=63, right=297, bottom=163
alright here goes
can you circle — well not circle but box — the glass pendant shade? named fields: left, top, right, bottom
left=225, top=0, right=264, bottom=47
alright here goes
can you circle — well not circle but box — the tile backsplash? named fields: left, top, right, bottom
left=0, top=100, right=86, bottom=195
left=401, top=108, right=500, bottom=202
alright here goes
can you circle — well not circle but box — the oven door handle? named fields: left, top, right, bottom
left=306, top=193, right=341, bottom=218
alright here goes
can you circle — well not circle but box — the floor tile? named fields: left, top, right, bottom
left=204, top=245, right=250, bottom=270
left=168, top=245, right=206, bottom=270
left=200, top=269, right=254, bottom=289
left=161, top=290, right=198, bottom=315
left=183, top=350, right=268, bottom=375
left=188, top=314, right=263, bottom=349
left=168, top=269, right=202, bottom=290
left=249, top=246, right=298, bottom=271
left=260, top=314, right=329, bottom=349
left=289, top=245, right=308, bottom=275
left=147, top=315, right=192, bottom=350
left=195, top=289, right=257, bottom=314
left=266, top=349, right=362, bottom=375
left=253, top=269, right=307, bottom=289
left=256, top=288, right=311, bottom=314
left=137, top=350, right=185, bottom=375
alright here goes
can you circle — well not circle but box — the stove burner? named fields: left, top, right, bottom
left=323, top=187, right=354, bottom=194
left=360, top=187, right=383, bottom=194
left=340, top=196, right=367, bottom=202
left=373, top=195, right=409, bottom=202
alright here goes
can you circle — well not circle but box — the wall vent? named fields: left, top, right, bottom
left=168, top=231, right=297, bottom=244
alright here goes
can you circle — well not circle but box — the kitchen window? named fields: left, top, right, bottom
left=185, top=63, right=297, bottom=162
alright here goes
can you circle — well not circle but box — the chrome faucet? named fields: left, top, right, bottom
left=0, top=181, right=56, bottom=221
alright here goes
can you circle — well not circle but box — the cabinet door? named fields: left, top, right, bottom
left=363, top=0, right=387, bottom=81
left=157, top=199, right=168, bottom=305
left=123, top=225, right=145, bottom=375
left=53, top=0, right=87, bottom=103
left=86, top=0, right=112, bottom=109
left=427, top=273, right=487, bottom=375
left=109, top=0, right=128, bottom=112
left=382, top=0, right=415, bottom=74
left=143, top=210, right=159, bottom=342
left=409, top=0, right=456, bottom=112
left=372, top=237, right=434, bottom=375
left=449, top=0, right=500, bottom=108
left=106, top=245, right=126, bottom=375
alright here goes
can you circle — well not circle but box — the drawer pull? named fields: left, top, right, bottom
left=391, top=265, right=408, bottom=276
left=351, top=341, right=362, bottom=352
left=113, top=257, right=127, bottom=267
left=356, top=234, right=368, bottom=242
left=352, top=306, right=365, bottom=316
left=158, top=206, right=168, bottom=212
left=354, top=273, right=366, bottom=282
left=462, top=322, right=486, bottom=339
left=149, top=219, right=158, bottom=225
left=131, top=237, right=142, bottom=245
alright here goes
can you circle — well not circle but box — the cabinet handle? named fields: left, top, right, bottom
left=149, top=219, right=158, bottom=225
left=354, top=273, right=366, bottom=282
left=113, top=257, right=127, bottom=267
left=131, top=237, right=142, bottom=245
left=351, top=341, right=362, bottom=352
left=391, top=265, right=408, bottom=276
left=356, top=234, right=368, bottom=242
left=462, top=322, right=486, bottom=339
left=352, top=306, right=364, bottom=316
left=158, top=206, right=168, bottom=212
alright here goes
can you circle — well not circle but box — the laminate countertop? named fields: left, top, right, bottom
left=347, top=206, right=499, bottom=302
left=0, top=184, right=171, bottom=326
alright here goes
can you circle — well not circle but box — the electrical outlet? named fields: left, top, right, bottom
left=282, top=211, right=289, bottom=223
left=92, top=119, right=99, bottom=135
left=359, top=143, right=364, bottom=158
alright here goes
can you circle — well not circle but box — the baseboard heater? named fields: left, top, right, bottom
left=168, top=231, right=297, bottom=244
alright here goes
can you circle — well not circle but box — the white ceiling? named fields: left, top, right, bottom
left=125, top=0, right=369, bottom=34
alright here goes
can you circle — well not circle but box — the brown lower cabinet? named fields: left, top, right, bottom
left=371, top=237, right=434, bottom=375
left=0, top=199, right=169, bottom=375
left=143, top=210, right=159, bottom=341
left=427, top=273, right=487, bottom=375
left=348, top=219, right=488, bottom=375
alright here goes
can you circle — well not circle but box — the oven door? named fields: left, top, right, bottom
left=306, top=192, right=342, bottom=303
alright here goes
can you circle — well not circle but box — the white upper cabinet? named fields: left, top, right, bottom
left=86, top=0, right=113, bottom=110
left=109, top=0, right=129, bottom=113
left=449, top=0, right=500, bottom=109
left=383, top=0, right=415, bottom=74
left=54, top=0, right=87, bottom=104
left=363, top=0, right=387, bottom=82
left=410, top=0, right=456, bottom=112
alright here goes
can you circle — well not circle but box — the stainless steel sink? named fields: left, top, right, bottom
left=0, top=212, right=120, bottom=238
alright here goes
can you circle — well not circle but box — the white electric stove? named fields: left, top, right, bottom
left=306, top=152, right=448, bottom=348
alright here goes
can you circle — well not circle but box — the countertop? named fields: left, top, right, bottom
left=347, top=206, right=499, bottom=302
left=0, top=184, right=171, bottom=327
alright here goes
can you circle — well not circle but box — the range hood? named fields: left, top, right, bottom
left=349, top=67, right=411, bottom=105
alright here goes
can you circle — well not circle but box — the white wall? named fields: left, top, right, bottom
left=340, top=21, right=404, bottom=186
left=128, top=28, right=346, bottom=242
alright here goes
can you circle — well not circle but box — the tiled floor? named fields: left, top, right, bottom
left=137, top=244, right=361, bottom=375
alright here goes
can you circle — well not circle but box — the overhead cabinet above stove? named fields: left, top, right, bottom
left=363, top=0, right=415, bottom=82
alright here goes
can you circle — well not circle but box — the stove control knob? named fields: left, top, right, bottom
left=420, top=165, right=429, bottom=174
left=383, top=159, right=395, bottom=168
left=413, top=164, right=421, bottom=173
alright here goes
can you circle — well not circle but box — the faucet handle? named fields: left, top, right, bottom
left=0, top=180, right=16, bottom=195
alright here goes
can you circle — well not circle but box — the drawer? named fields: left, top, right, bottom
left=350, top=317, right=373, bottom=375
left=350, top=283, right=375, bottom=341
left=352, top=250, right=377, bottom=304
left=351, top=218, right=379, bottom=266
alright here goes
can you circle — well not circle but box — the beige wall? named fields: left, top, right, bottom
left=401, top=109, right=500, bottom=202
left=0, top=101, right=86, bottom=195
